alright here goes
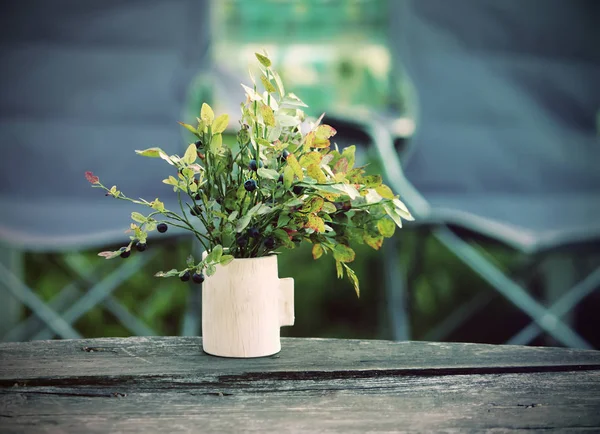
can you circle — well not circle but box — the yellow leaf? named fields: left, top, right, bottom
left=312, top=243, right=324, bottom=260
left=177, top=122, right=198, bottom=135
left=260, top=75, right=276, bottom=93
left=377, top=218, right=396, bottom=238
left=286, top=154, right=304, bottom=180
left=283, top=165, right=295, bottom=188
left=182, top=143, right=197, bottom=165
left=212, top=114, right=229, bottom=134
left=150, top=198, right=165, bottom=212
left=260, top=103, right=276, bottom=127
left=341, top=145, right=356, bottom=169
left=307, top=164, right=327, bottom=183
left=255, top=52, right=272, bottom=67
left=303, top=131, right=315, bottom=152
left=135, top=147, right=163, bottom=158
left=201, top=103, right=214, bottom=126
left=299, top=151, right=322, bottom=168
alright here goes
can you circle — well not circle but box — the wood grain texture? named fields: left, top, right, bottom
left=202, top=255, right=294, bottom=358
left=1, top=337, right=599, bottom=433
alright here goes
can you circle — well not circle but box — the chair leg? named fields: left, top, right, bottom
left=0, top=260, right=81, bottom=339
left=32, top=253, right=153, bottom=340
left=0, top=246, right=24, bottom=336
left=384, top=234, right=411, bottom=341
left=507, top=266, right=600, bottom=346
left=434, top=226, right=593, bottom=349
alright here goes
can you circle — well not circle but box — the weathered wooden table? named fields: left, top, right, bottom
left=1, top=337, right=599, bottom=433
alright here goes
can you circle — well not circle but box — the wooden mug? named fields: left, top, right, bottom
left=201, top=254, right=294, bottom=358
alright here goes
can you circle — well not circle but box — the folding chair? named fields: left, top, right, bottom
left=0, top=0, right=210, bottom=340
left=364, top=0, right=600, bottom=348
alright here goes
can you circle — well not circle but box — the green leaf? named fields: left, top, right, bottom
left=206, top=264, right=217, bottom=276
left=211, top=245, right=223, bottom=262
left=135, top=147, right=164, bottom=158
left=343, top=263, right=360, bottom=297
left=283, top=165, right=294, bottom=189
left=155, top=269, right=180, bottom=278
left=335, top=260, right=344, bottom=279
left=272, top=70, right=285, bottom=96
left=182, top=143, right=197, bottom=165
left=227, top=210, right=239, bottom=222
left=377, top=218, right=396, bottom=238
left=255, top=52, right=272, bottom=67
left=186, top=255, right=195, bottom=267
left=305, top=214, right=325, bottom=233
left=333, top=244, right=355, bottom=263
left=209, top=133, right=223, bottom=154
left=220, top=255, right=234, bottom=266
left=321, top=202, right=338, bottom=214
left=236, top=213, right=252, bottom=232
left=383, top=202, right=403, bottom=228
left=257, top=168, right=280, bottom=180
left=284, top=197, right=304, bottom=207
left=177, top=122, right=199, bottom=135
left=98, top=250, right=122, bottom=260
left=213, top=114, right=229, bottom=134
left=363, top=175, right=383, bottom=188
left=301, top=196, right=324, bottom=213
left=341, top=146, right=356, bottom=169
left=201, top=103, right=214, bottom=126
left=312, top=243, right=324, bottom=259
left=131, top=212, right=146, bottom=224
left=393, top=198, right=414, bottom=221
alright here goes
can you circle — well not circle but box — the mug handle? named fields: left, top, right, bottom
left=279, top=278, right=295, bottom=327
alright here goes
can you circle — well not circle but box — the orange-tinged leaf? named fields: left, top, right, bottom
left=315, top=124, right=337, bottom=140
left=333, top=157, right=348, bottom=174
left=306, top=214, right=325, bottom=233
left=303, top=131, right=315, bottom=151
left=85, top=171, right=99, bottom=184
left=364, top=233, right=384, bottom=250
left=301, top=196, right=324, bottom=213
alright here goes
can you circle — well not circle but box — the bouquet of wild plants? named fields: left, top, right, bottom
left=86, top=52, right=413, bottom=296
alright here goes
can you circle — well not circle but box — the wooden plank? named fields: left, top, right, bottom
left=1, top=338, right=599, bottom=432
left=0, top=371, right=598, bottom=432
left=1, top=337, right=600, bottom=384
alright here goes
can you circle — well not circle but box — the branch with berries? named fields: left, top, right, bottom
left=86, top=52, right=413, bottom=296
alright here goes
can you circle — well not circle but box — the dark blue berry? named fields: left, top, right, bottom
left=236, top=236, right=248, bottom=247
left=194, top=139, right=203, bottom=149
left=264, top=237, right=275, bottom=249
left=244, top=179, right=257, bottom=192
left=192, top=272, right=205, bottom=284
left=180, top=271, right=190, bottom=282
left=194, top=193, right=201, bottom=201
left=157, top=223, right=168, bottom=233
left=120, top=248, right=130, bottom=258
left=279, top=149, right=290, bottom=162
left=248, top=227, right=260, bottom=239
left=278, top=174, right=284, bottom=183
left=135, top=242, right=147, bottom=252
left=190, top=205, right=202, bottom=216
left=293, top=185, right=304, bottom=195
left=248, top=159, right=263, bottom=171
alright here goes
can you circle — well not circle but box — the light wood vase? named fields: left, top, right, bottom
left=201, top=254, right=294, bottom=358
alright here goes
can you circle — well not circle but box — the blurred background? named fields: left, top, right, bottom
left=1, top=0, right=599, bottom=347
